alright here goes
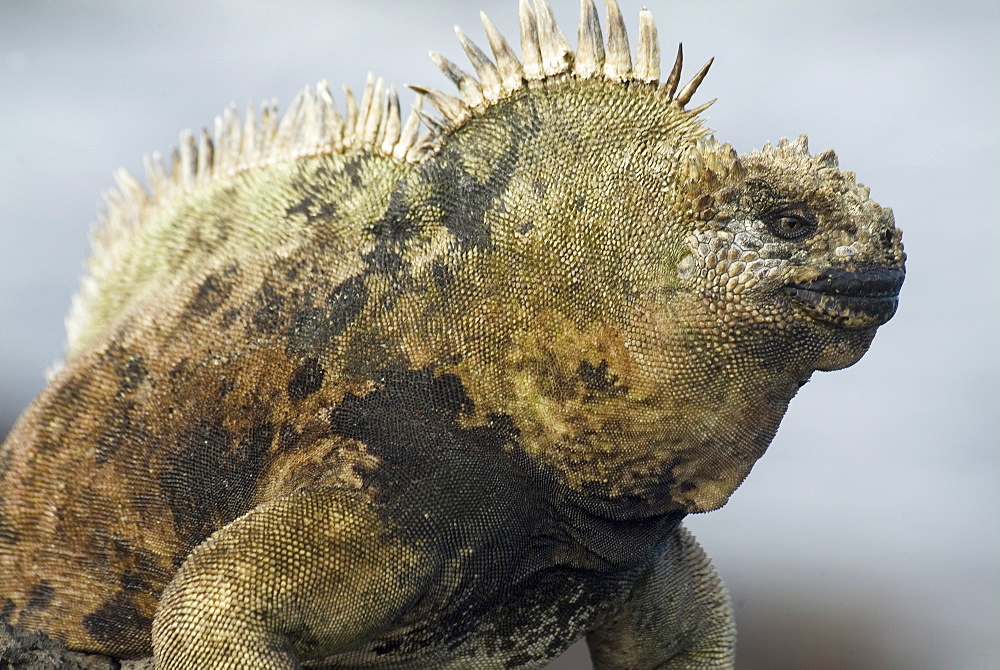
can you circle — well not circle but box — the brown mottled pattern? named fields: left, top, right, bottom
left=0, top=2, right=903, bottom=668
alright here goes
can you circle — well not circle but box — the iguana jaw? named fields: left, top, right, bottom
left=786, top=265, right=904, bottom=330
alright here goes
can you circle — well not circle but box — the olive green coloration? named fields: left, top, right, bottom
left=0, top=1, right=903, bottom=668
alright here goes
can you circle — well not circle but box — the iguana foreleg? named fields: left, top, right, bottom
left=586, top=526, right=736, bottom=669
left=151, top=486, right=434, bottom=669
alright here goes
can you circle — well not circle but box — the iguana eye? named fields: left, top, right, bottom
left=765, top=211, right=816, bottom=239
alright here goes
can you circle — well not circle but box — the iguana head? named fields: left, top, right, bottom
left=635, top=130, right=904, bottom=512
left=677, top=135, right=905, bottom=374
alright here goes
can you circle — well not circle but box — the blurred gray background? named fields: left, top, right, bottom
left=1, top=1, right=997, bottom=668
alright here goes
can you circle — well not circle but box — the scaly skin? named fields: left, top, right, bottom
left=0, top=2, right=903, bottom=668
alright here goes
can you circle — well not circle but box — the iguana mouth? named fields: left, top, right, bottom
left=787, top=266, right=904, bottom=329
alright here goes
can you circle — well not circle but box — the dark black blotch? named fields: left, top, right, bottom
left=577, top=360, right=627, bottom=396
left=160, top=419, right=273, bottom=548
left=95, top=400, right=138, bottom=465
left=431, top=261, right=454, bottom=295
left=117, top=356, right=146, bottom=394
left=25, top=582, right=54, bottom=613
left=285, top=194, right=315, bottom=222
left=287, top=307, right=330, bottom=354
left=33, top=375, right=90, bottom=455
left=365, top=184, right=416, bottom=277
left=288, top=357, right=325, bottom=401
left=188, top=273, right=233, bottom=317
left=343, top=156, right=364, bottom=187
left=277, top=422, right=300, bottom=452
left=421, top=151, right=506, bottom=252
left=286, top=162, right=340, bottom=224
left=286, top=275, right=367, bottom=356
left=327, top=369, right=527, bottom=540
left=168, top=358, right=189, bottom=379
left=0, top=510, right=19, bottom=547
left=326, top=275, right=367, bottom=329
left=82, top=592, right=152, bottom=645
left=252, top=281, right=286, bottom=333
left=220, top=306, right=242, bottom=328
left=120, top=570, right=146, bottom=593
left=372, top=638, right=403, bottom=655
left=285, top=192, right=338, bottom=226
left=233, top=421, right=274, bottom=494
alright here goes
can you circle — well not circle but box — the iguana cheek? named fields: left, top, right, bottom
left=689, top=229, right=785, bottom=296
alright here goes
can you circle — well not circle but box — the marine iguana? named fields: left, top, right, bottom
left=0, top=1, right=904, bottom=667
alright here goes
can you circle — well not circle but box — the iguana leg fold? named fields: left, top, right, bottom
left=586, top=525, right=736, bottom=669
left=151, top=486, right=434, bottom=669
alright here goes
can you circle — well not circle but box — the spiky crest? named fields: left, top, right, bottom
left=118, top=0, right=716, bottom=207
left=754, top=135, right=842, bottom=173
left=420, top=0, right=714, bottom=115
left=98, top=0, right=717, bottom=238
left=71, top=0, right=719, bottom=354
left=682, top=133, right=845, bottom=194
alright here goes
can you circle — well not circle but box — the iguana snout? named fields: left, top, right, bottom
left=786, top=264, right=904, bottom=329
